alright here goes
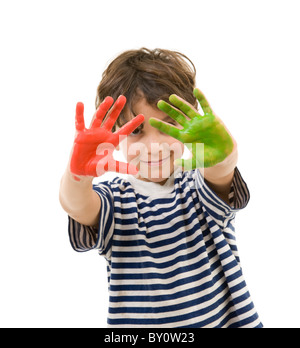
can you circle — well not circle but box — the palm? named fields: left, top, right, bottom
left=70, top=96, right=144, bottom=177
left=149, top=88, right=234, bottom=169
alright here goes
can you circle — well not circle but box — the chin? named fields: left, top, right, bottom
left=149, top=177, right=169, bottom=183
left=137, top=165, right=175, bottom=183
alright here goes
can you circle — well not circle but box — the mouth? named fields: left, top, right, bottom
left=140, top=156, right=170, bottom=167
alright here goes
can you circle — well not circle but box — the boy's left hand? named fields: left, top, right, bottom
left=149, top=88, right=237, bottom=170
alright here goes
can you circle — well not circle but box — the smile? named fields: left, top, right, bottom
left=140, top=156, right=170, bottom=167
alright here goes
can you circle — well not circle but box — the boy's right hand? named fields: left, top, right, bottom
left=70, top=95, right=144, bottom=179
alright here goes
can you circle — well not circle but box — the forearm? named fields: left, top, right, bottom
left=200, top=144, right=238, bottom=204
left=59, top=95, right=141, bottom=227
left=204, top=169, right=235, bottom=204
left=59, top=165, right=101, bottom=226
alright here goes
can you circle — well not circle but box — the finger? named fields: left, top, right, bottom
left=114, top=114, right=145, bottom=137
left=193, top=88, right=213, bottom=114
left=157, top=100, right=188, bottom=127
left=169, top=95, right=199, bottom=119
left=75, top=102, right=85, bottom=131
left=102, top=95, right=127, bottom=131
left=149, top=118, right=182, bottom=141
left=91, top=96, right=114, bottom=129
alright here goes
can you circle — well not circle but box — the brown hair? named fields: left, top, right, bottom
left=95, top=48, right=197, bottom=130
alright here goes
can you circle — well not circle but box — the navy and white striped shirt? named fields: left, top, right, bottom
left=68, top=168, right=262, bottom=328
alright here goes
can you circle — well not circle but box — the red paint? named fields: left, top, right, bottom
left=72, top=175, right=81, bottom=182
left=70, top=96, right=144, bottom=177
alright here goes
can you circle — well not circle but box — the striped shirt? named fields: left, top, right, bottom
left=68, top=168, right=262, bottom=328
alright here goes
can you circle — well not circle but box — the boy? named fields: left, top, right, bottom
left=59, top=48, right=262, bottom=328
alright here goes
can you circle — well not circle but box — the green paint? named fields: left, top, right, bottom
left=149, top=88, right=234, bottom=168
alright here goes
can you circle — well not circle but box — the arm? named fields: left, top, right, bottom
left=200, top=141, right=238, bottom=205
left=204, top=172, right=234, bottom=205
left=59, top=167, right=101, bottom=227
left=202, top=166, right=235, bottom=205
left=59, top=96, right=144, bottom=226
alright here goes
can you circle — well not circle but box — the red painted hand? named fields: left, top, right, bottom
left=70, top=95, right=144, bottom=178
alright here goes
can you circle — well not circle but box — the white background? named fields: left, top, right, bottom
left=0, top=0, right=299, bottom=328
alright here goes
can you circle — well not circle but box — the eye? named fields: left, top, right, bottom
left=130, top=125, right=143, bottom=136
left=164, top=118, right=177, bottom=126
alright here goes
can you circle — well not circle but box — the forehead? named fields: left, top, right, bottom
left=129, top=97, right=174, bottom=120
left=116, top=97, right=176, bottom=129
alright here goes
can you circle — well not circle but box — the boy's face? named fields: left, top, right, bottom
left=118, top=97, right=185, bottom=185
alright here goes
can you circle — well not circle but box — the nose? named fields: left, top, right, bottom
left=143, top=131, right=161, bottom=150
left=141, top=132, right=170, bottom=160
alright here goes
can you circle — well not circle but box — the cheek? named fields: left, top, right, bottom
left=169, top=140, right=185, bottom=159
left=120, top=138, right=145, bottom=161
left=120, top=137, right=185, bottom=161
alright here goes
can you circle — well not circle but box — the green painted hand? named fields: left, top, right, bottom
left=149, top=88, right=234, bottom=169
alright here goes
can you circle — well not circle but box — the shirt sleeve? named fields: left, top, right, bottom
left=228, top=167, right=251, bottom=210
left=68, top=183, right=115, bottom=258
left=194, top=167, right=250, bottom=227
